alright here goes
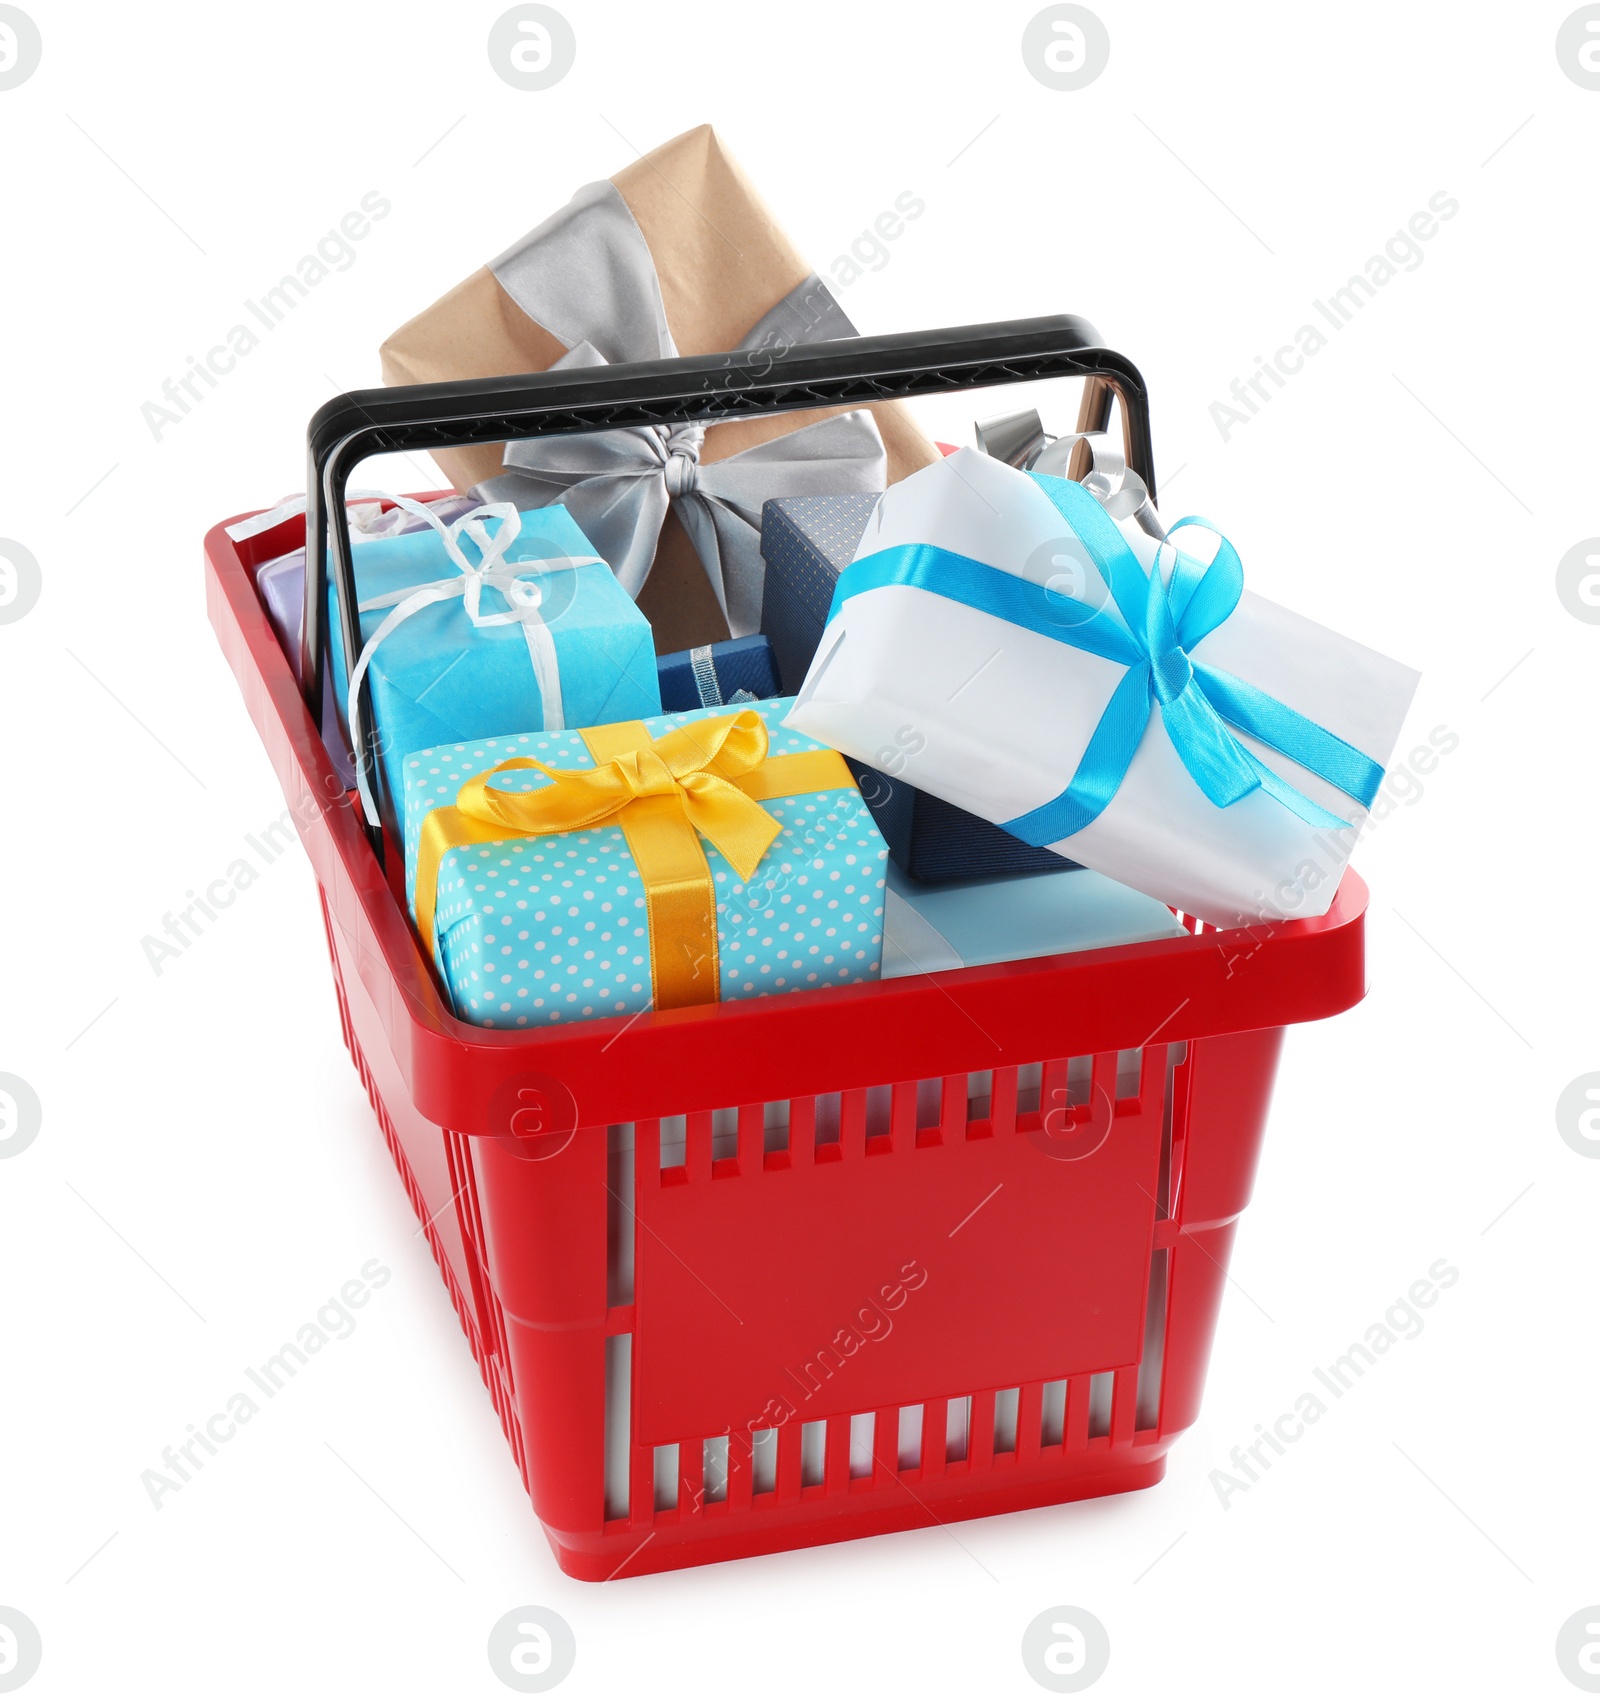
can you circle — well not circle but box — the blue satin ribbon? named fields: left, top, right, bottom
left=824, top=472, right=1383, bottom=848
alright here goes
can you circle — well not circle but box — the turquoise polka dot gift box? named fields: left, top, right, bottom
left=399, top=697, right=888, bottom=1029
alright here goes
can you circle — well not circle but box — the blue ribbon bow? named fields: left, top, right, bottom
left=825, top=473, right=1383, bottom=847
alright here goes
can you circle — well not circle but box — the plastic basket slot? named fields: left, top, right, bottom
left=724, top=1430, right=755, bottom=1513
left=1016, top=1063, right=1042, bottom=1116
left=848, top=1412, right=875, bottom=1480
left=446, top=1129, right=514, bottom=1386
left=750, top=1428, right=778, bottom=1495
left=1156, top=1043, right=1188, bottom=1218
left=1112, top=1365, right=1141, bottom=1445
left=606, top=1125, right=636, bottom=1308
left=603, top=1334, right=632, bottom=1523
left=1040, top=1380, right=1068, bottom=1447
left=652, top=1444, right=680, bottom=1513
left=799, top=1419, right=826, bottom=1488
left=676, top=1436, right=705, bottom=1517
left=1116, top=1049, right=1144, bottom=1098
left=945, top=1396, right=971, bottom=1464
left=702, top=1435, right=729, bottom=1505
left=347, top=1037, right=496, bottom=1384
left=634, top=1379, right=1102, bottom=1519
left=1135, top=1248, right=1170, bottom=1433
left=994, top=1387, right=1021, bottom=1455
left=1086, top=1372, right=1115, bottom=1441
left=1014, top=1381, right=1045, bottom=1462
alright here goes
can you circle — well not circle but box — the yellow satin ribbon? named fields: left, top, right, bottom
left=415, top=709, right=853, bottom=1011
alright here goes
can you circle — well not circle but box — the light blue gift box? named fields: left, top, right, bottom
left=880, top=861, right=1186, bottom=977
left=327, top=504, right=661, bottom=816
left=400, top=697, right=889, bottom=1029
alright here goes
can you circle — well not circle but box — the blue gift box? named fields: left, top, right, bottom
left=758, top=493, right=881, bottom=694
left=881, top=861, right=1184, bottom=978
left=326, top=505, right=661, bottom=817
left=760, top=493, right=1077, bottom=882
left=656, top=634, right=781, bottom=713
left=400, top=697, right=888, bottom=1029
left=254, top=496, right=483, bottom=792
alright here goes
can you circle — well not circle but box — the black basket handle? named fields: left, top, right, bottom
left=301, top=312, right=1155, bottom=852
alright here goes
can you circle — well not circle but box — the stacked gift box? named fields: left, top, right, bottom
left=242, top=124, right=1420, bottom=1033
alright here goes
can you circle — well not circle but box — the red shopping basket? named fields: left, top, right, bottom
left=204, top=318, right=1367, bottom=1580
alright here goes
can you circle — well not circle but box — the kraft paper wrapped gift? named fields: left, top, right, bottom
left=656, top=634, right=780, bottom=713
left=761, top=491, right=1077, bottom=882
left=787, top=450, right=1421, bottom=929
left=326, top=501, right=661, bottom=822
left=379, top=125, right=940, bottom=652
left=401, top=698, right=888, bottom=1029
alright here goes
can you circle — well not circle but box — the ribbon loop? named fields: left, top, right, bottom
left=826, top=472, right=1387, bottom=848
left=1143, top=558, right=1194, bottom=706
left=660, top=424, right=705, bottom=499
left=974, top=410, right=1167, bottom=543
left=340, top=495, right=607, bottom=825
left=1013, top=474, right=1383, bottom=837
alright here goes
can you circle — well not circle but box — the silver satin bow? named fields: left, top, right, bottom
left=474, top=178, right=887, bottom=638
left=974, top=407, right=1167, bottom=542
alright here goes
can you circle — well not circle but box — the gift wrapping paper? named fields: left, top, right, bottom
left=380, top=125, right=939, bottom=650
left=762, top=489, right=1077, bottom=881
left=253, top=495, right=482, bottom=790
left=401, top=698, right=887, bottom=1028
left=787, top=449, right=1420, bottom=927
left=326, top=503, right=660, bottom=816
left=881, top=861, right=1185, bottom=978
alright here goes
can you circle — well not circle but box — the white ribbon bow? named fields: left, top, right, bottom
left=340, top=494, right=602, bottom=826
left=223, top=490, right=445, bottom=545
left=228, top=489, right=602, bottom=825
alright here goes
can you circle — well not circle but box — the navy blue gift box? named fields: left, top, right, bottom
left=760, top=492, right=1078, bottom=883
left=758, top=494, right=881, bottom=695
left=655, top=634, right=781, bottom=713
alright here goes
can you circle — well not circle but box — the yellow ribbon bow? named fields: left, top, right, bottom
left=414, top=709, right=853, bottom=1011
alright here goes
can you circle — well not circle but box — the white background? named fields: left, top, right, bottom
left=1, top=2, right=1595, bottom=1693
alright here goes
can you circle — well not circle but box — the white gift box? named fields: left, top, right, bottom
left=786, top=450, right=1420, bottom=928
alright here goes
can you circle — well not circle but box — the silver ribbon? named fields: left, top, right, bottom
left=687, top=643, right=757, bottom=709
left=974, top=407, right=1167, bottom=542
left=474, top=179, right=886, bottom=638
left=689, top=644, right=724, bottom=707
